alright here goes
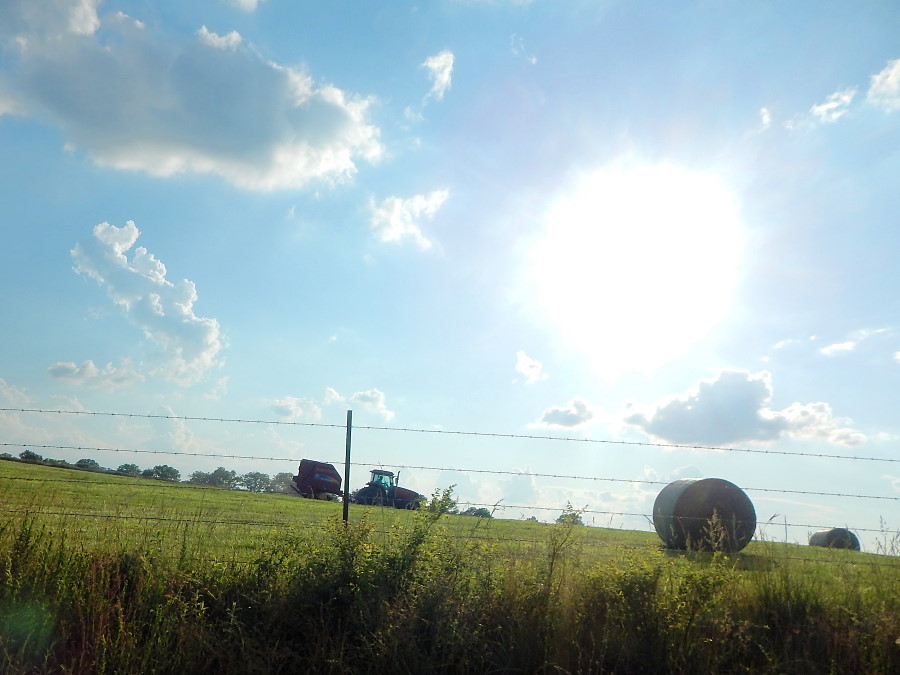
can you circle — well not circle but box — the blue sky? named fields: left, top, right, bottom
left=2, top=0, right=899, bottom=550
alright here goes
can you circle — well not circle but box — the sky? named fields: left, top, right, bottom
left=2, top=0, right=899, bottom=551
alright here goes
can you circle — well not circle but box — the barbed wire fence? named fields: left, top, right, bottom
left=1, top=407, right=898, bottom=559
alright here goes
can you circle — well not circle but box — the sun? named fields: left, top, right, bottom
left=523, top=163, right=744, bottom=377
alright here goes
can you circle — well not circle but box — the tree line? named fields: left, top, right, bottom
left=1, top=449, right=296, bottom=493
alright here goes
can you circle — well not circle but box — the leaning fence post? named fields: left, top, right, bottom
left=343, top=409, right=352, bottom=523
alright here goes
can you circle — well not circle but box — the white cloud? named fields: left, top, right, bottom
left=625, top=370, right=865, bottom=447
left=230, top=0, right=265, bottom=11
left=820, top=328, right=889, bottom=356
left=759, top=107, right=772, bottom=130
left=779, top=401, right=866, bottom=446
left=820, top=341, right=856, bottom=356
left=196, top=26, right=242, bottom=51
left=809, top=87, right=856, bottom=123
left=48, top=358, right=144, bottom=390
left=368, top=190, right=448, bottom=249
left=534, top=398, right=594, bottom=428
left=0, top=377, right=31, bottom=406
left=270, top=396, right=323, bottom=420
left=884, top=474, right=900, bottom=494
left=867, top=58, right=900, bottom=112
left=71, top=221, right=224, bottom=384
left=350, top=388, right=395, bottom=421
left=324, top=387, right=344, bottom=405
left=69, top=0, right=101, bottom=35
left=0, top=3, right=382, bottom=190
left=515, top=350, right=548, bottom=384
left=324, top=387, right=395, bottom=421
left=422, top=50, right=454, bottom=101
left=204, top=376, right=229, bottom=400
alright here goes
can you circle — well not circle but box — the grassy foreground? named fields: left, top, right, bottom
left=1, top=462, right=899, bottom=673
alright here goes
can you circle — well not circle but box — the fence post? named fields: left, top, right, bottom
left=343, top=409, right=352, bottom=523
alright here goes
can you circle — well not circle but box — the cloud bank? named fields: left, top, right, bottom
left=625, top=370, right=865, bottom=447
left=0, top=1, right=382, bottom=190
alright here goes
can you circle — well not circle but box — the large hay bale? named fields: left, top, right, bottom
left=653, top=478, right=756, bottom=553
left=809, top=527, right=860, bottom=551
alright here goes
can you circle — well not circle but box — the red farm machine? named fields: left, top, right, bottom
left=291, top=459, right=343, bottom=500
left=354, top=469, right=422, bottom=509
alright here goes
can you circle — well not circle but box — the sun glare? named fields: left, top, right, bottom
left=525, top=164, right=744, bottom=377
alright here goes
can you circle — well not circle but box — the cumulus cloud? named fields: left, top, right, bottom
left=270, top=396, right=323, bottom=420
left=71, top=221, right=224, bottom=384
left=325, top=387, right=395, bottom=421
left=48, top=358, right=144, bottom=390
left=867, top=58, right=900, bottom=112
left=350, top=388, right=395, bottom=421
left=422, top=50, right=454, bottom=101
left=368, top=190, right=448, bottom=248
left=809, top=87, right=856, bottom=123
left=196, top=25, right=242, bottom=50
left=535, top=398, right=594, bottom=428
left=625, top=370, right=865, bottom=447
left=0, top=2, right=381, bottom=190
left=759, top=107, right=772, bottom=130
left=515, top=350, right=548, bottom=384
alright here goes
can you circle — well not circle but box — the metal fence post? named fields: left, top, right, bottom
left=343, top=409, right=352, bottom=523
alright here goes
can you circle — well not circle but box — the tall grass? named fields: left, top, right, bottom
left=1, top=485, right=898, bottom=673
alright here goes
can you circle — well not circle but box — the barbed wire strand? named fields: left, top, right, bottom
left=2, top=407, right=898, bottom=464
left=3, top=452, right=898, bottom=502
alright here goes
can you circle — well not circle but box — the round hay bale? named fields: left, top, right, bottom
left=808, top=527, right=860, bottom=551
left=653, top=478, right=756, bottom=553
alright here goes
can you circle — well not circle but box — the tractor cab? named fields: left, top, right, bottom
left=369, top=469, right=397, bottom=491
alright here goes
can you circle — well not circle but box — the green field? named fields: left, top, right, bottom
left=2, top=460, right=899, bottom=673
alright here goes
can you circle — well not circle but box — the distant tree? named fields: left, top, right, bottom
left=141, top=469, right=154, bottom=478
left=75, top=458, right=103, bottom=472
left=188, top=467, right=239, bottom=488
left=555, top=502, right=585, bottom=526
left=189, top=470, right=212, bottom=485
left=149, top=465, right=180, bottom=482
left=209, top=467, right=240, bottom=489
left=460, top=507, right=493, bottom=518
left=117, top=463, right=141, bottom=476
left=523, top=515, right=540, bottom=523
left=241, top=471, right=273, bottom=493
left=0, top=453, right=13, bottom=461
left=271, top=472, right=295, bottom=494
left=19, top=450, right=43, bottom=463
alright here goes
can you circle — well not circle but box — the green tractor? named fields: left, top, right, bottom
left=354, top=469, right=422, bottom=509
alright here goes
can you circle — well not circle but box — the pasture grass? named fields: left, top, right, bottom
left=1, top=461, right=899, bottom=673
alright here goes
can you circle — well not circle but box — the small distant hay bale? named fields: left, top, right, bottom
left=808, top=528, right=860, bottom=551
left=653, top=478, right=757, bottom=553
